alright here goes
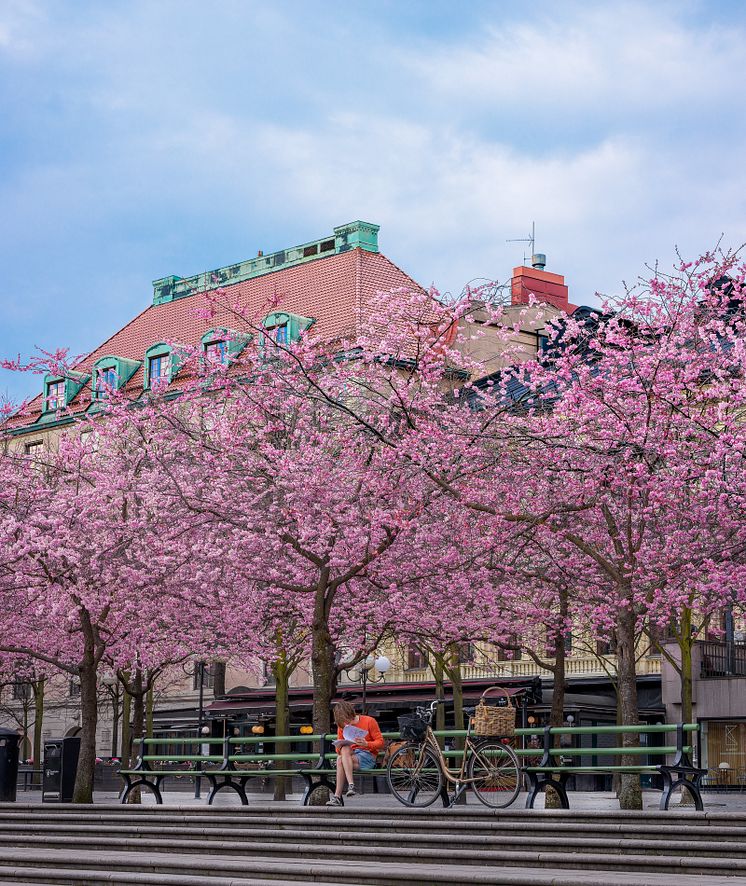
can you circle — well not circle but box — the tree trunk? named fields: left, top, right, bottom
left=447, top=646, right=465, bottom=750
left=272, top=654, right=289, bottom=801
left=127, top=671, right=145, bottom=804
left=120, top=689, right=131, bottom=765
left=311, top=582, right=334, bottom=735
left=546, top=635, right=567, bottom=809
left=21, top=703, right=29, bottom=762
left=146, top=685, right=154, bottom=739
left=212, top=661, right=227, bottom=698
left=32, top=678, right=44, bottom=776
left=616, top=604, right=642, bottom=810
left=309, top=579, right=336, bottom=806
left=679, top=608, right=693, bottom=724
left=433, top=654, right=446, bottom=747
left=72, top=657, right=98, bottom=804
left=111, top=686, right=119, bottom=759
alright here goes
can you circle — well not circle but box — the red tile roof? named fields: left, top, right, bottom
left=7, top=248, right=424, bottom=430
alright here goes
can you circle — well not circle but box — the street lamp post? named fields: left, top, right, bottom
left=356, top=655, right=391, bottom=714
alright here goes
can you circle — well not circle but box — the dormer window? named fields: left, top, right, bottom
left=260, top=312, right=314, bottom=356
left=45, top=380, right=65, bottom=411
left=144, top=344, right=182, bottom=389
left=94, top=366, right=117, bottom=399
left=268, top=323, right=288, bottom=345
left=41, top=371, right=88, bottom=419
left=148, top=353, right=169, bottom=385
left=204, top=340, right=227, bottom=365
left=91, top=356, right=141, bottom=403
left=200, top=328, right=250, bottom=369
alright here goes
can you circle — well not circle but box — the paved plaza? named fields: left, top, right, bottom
left=15, top=786, right=746, bottom=810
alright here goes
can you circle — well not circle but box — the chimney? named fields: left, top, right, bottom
left=511, top=255, right=572, bottom=312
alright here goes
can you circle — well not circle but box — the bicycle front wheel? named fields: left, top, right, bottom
left=468, top=739, right=521, bottom=808
left=386, top=743, right=444, bottom=807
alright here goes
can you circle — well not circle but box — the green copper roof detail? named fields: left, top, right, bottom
left=152, top=220, right=380, bottom=306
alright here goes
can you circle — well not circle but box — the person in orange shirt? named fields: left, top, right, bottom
left=326, top=700, right=384, bottom=806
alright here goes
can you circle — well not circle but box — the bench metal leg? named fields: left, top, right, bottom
left=524, top=772, right=570, bottom=810
left=300, top=774, right=336, bottom=806
left=525, top=772, right=541, bottom=809
left=206, top=775, right=248, bottom=806
left=660, top=771, right=704, bottom=812
left=120, top=775, right=164, bottom=805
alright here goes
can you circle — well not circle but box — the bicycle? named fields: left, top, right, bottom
left=386, top=699, right=521, bottom=808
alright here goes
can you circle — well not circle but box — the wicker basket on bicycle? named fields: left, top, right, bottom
left=471, top=686, right=516, bottom=737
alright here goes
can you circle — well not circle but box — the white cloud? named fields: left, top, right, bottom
left=406, top=4, right=746, bottom=121
left=0, top=0, right=48, bottom=57
left=1, top=0, right=745, bottom=404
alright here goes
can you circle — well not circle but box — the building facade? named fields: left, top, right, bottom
left=2, top=218, right=659, bottom=760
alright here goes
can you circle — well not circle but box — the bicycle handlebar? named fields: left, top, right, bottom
left=413, top=699, right=447, bottom=721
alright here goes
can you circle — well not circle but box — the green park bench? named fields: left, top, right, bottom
left=118, top=733, right=394, bottom=805
left=119, top=722, right=704, bottom=810
left=522, top=723, right=705, bottom=811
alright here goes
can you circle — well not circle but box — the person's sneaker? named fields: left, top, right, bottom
left=345, top=785, right=357, bottom=797
left=325, top=795, right=343, bottom=807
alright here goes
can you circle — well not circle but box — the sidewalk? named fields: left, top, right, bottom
left=14, top=788, right=746, bottom=810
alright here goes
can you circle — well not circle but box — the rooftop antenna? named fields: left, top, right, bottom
left=506, top=222, right=536, bottom=266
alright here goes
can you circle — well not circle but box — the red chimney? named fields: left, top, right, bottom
left=511, top=261, right=576, bottom=313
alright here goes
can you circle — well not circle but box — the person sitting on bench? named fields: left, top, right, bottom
left=326, top=700, right=384, bottom=806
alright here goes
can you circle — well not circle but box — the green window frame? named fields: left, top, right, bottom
left=200, top=328, right=251, bottom=367
left=143, top=344, right=176, bottom=389
left=91, top=356, right=141, bottom=401
left=41, top=371, right=89, bottom=416
left=260, top=312, right=315, bottom=354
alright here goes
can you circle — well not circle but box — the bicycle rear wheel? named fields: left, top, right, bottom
left=386, top=743, right=444, bottom=807
left=468, top=739, right=521, bottom=808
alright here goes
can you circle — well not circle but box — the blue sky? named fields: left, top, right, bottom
left=1, top=0, right=745, bottom=402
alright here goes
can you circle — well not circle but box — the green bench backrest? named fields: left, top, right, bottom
left=131, top=723, right=698, bottom=766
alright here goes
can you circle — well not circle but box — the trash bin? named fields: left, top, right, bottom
left=0, top=728, right=20, bottom=802
left=43, top=737, right=80, bottom=803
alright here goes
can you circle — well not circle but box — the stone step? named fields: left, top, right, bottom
left=0, top=843, right=744, bottom=879
left=0, top=871, right=360, bottom=886
left=0, top=806, right=746, bottom=831
left=2, top=828, right=746, bottom=860
left=2, top=847, right=746, bottom=886
left=6, top=816, right=746, bottom=843
left=3, top=802, right=735, bottom=823
left=6, top=818, right=746, bottom=851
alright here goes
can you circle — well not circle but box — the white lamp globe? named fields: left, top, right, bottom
left=374, top=655, right=391, bottom=674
